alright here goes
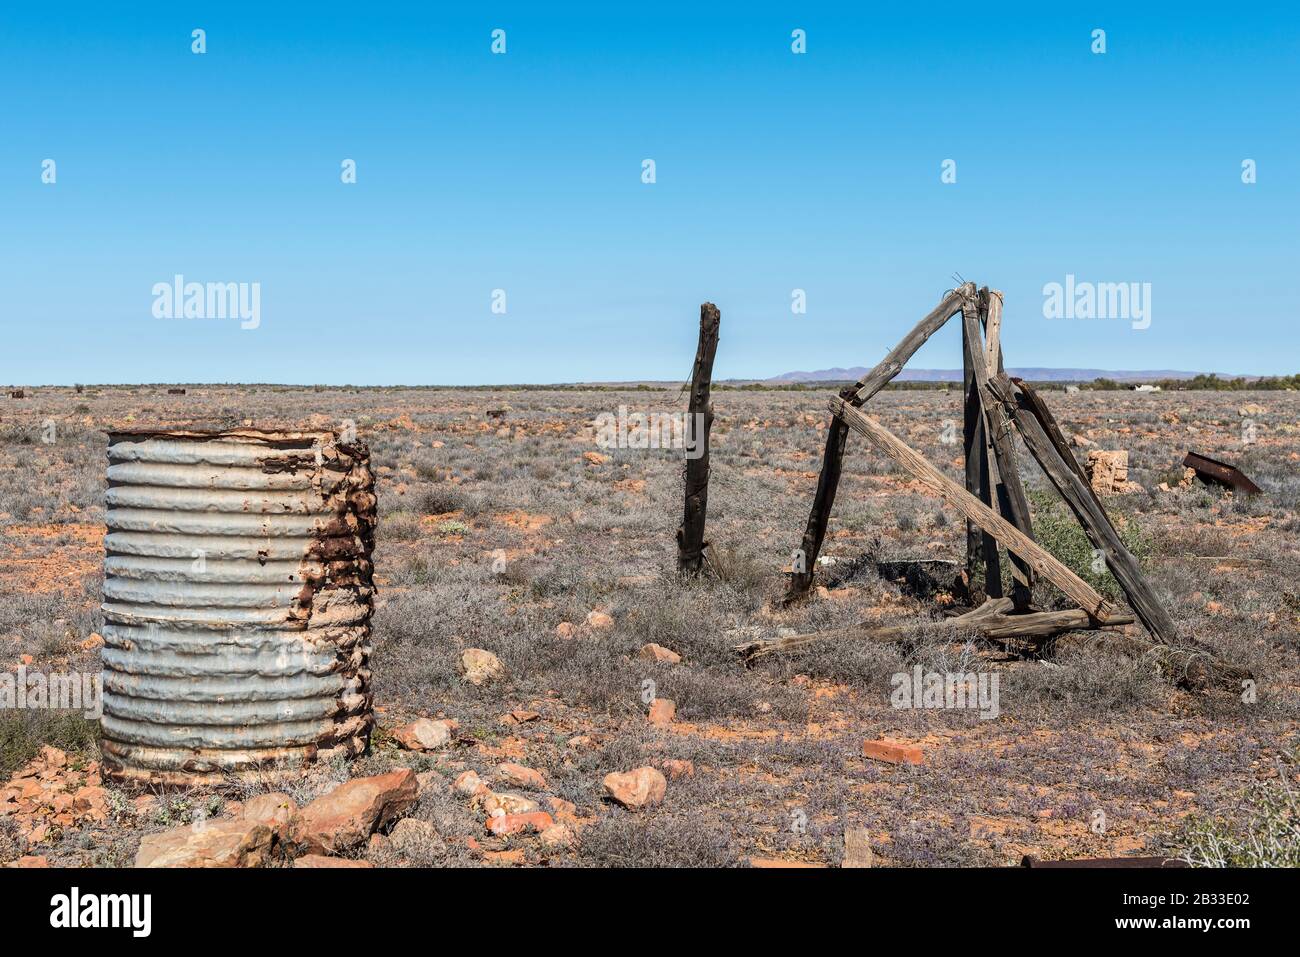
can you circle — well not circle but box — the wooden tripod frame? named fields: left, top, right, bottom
left=757, top=284, right=1245, bottom=690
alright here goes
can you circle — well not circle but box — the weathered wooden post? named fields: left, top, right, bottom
left=962, top=289, right=1000, bottom=595
left=677, top=302, right=720, bottom=573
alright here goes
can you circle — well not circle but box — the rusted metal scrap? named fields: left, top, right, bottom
left=1182, top=451, right=1262, bottom=495
left=100, top=428, right=376, bottom=785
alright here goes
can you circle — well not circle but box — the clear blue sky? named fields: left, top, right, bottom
left=2, top=2, right=1296, bottom=385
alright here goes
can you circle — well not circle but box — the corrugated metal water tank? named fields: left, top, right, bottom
left=100, top=428, right=376, bottom=784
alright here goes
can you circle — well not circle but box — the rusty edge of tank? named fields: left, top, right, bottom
left=100, top=427, right=378, bottom=787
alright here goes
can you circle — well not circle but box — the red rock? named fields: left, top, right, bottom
left=648, top=698, right=676, bottom=725
left=391, top=717, right=457, bottom=751
left=497, top=762, right=547, bottom=790
left=603, top=767, right=667, bottom=809
left=545, top=795, right=579, bottom=822
left=486, top=811, right=553, bottom=837
left=660, top=759, right=695, bottom=780
left=287, top=769, right=418, bottom=854
left=453, top=770, right=488, bottom=798
left=135, top=819, right=274, bottom=868
left=292, top=854, right=374, bottom=868
left=242, top=792, right=298, bottom=836
left=5, top=856, right=50, bottom=868
left=582, top=451, right=610, bottom=466
left=862, top=740, right=925, bottom=766
left=555, top=622, right=576, bottom=639
left=638, top=643, right=681, bottom=664
left=503, top=709, right=540, bottom=724
left=540, top=821, right=575, bottom=849
left=585, top=610, right=614, bottom=630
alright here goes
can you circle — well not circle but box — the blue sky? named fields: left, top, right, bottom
left=2, top=2, right=1296, bottom=384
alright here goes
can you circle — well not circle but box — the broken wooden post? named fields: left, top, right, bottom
left=677, top=302, right=720, bottom=574
left=962, top=289, right=1000, bottom=595
left=964, top=293, right=1034, bottom=609
left=829, top=396, right=1115, bottom=619
left=784, top=284, right=971, bottom=600
left=987, top=375, right=1179, bottom=646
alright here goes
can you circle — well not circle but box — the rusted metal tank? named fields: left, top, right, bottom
left=100, top=428, right=376, bottom=785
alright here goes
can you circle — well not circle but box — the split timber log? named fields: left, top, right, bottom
left=734, top=597, right=1134, bottom=662
left=963, top=296, right=1034, bottom=608
left=784, top=284, right=972, bottom=600
left=987, top=375, right=1178, bottom=645
left=677, top=302, right=720, bottom=574
left=829, top=396, right=1116, bottom=620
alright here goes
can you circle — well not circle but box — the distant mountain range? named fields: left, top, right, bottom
left=766, top=367, right=1236, bottom=383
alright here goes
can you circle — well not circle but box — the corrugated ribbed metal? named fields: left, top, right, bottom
left=100, top=429, right=376, bottom=784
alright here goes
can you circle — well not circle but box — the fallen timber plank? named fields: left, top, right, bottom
left=677, top=302, right=720, bottom=574
left=785, top=284, right=972, bottom=600
left=829, top=396, right=1115, bottom=620
left=735, top=598, right=1133, bottom=662
left=986, top=375, right=1178, bottom=646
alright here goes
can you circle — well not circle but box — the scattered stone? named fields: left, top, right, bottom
left=453, top=770, right=488, bottom=798
left=1071, top=433, right=1095, bottom=448
left=567, top=735, right=596, bottom=749
left=391, top=717, right=457, bottom=751
left=843, top=829, right=874, bottom=868
left=486, top=811, right=554, bottom=837
left=389, top=818, right=442, bottom=854
left=287, top=769, right=418, bottom=855
left=660, top=759, right=695, bottom=780
left=585, top=610, right=614, bottom=630
left=135, top=819, right=274, bottom=868
left=648, top=698, right=676, bottom=725
left=71, top=785, right=109, bottom=823
left=293, top=854, right=373, bottom=869
left=242, top=793, right=297, bottom=836
left=862, top=739, right=925, bottom=766
left=582, top=451, right=610, bottom=466
left=459, top=648, right=505, bottom=685
left=545, top=796, right=579, bottom=823
left=638, top=643, right=681, bottom=664
left=80, top=633, right=104, bottom=651
left=481, top=791, right=540, bottom=817
left=603, top=767, right=667, bottom=809
left=1085, top=449, right=1143, bottom=495
left=1238, top=403, right=1266, bottom=416
left=503, top=709, right=540, bottom=725
left=497, top=762, right=548, bottom=790
left=555, top=622, right=576, bottom=639
left=539, top=821, right=575, bottom=849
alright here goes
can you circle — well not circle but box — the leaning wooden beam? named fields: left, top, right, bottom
left=676, top=302, right=720, bottom=574
left=784, top=284, right=972, bottom=600
left=964, top=294, right=1034, bottom=608
left=962, top=289, right=1000, bottom=593
left=829, top=396, right=1115, bottom=619
left=986, top=375, right=1179, bottom=645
